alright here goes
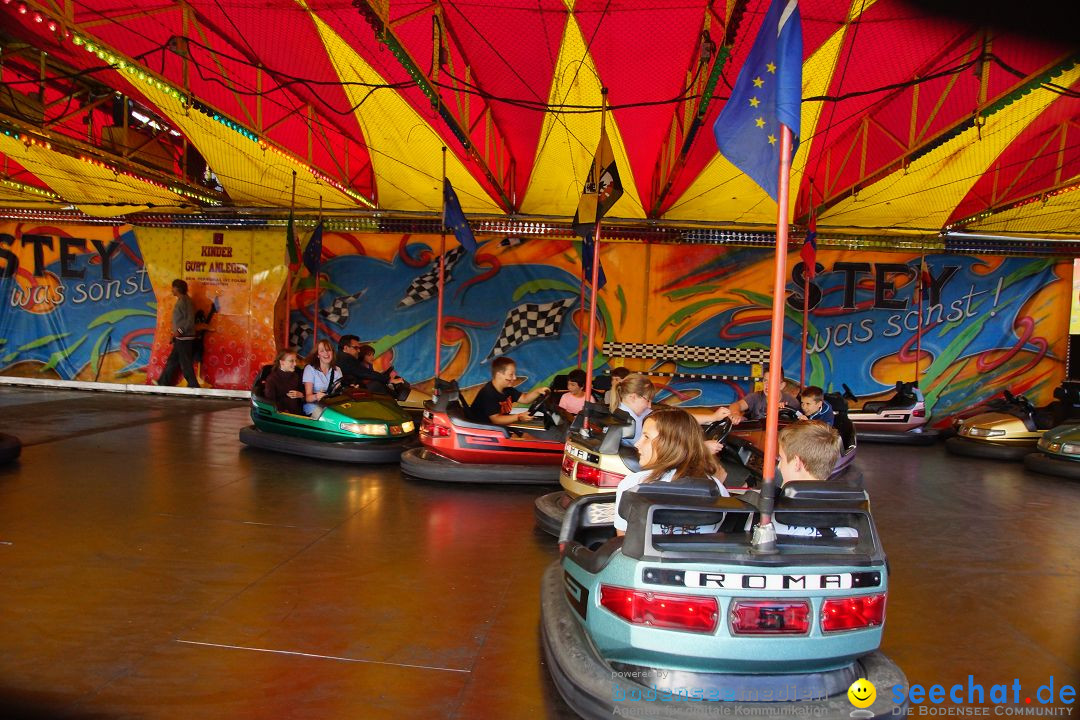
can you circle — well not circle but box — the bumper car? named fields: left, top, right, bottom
left=0, top=433, right=21, bottom=465
left=541, top=479, right=907, bottom=719
left=399, top=379, right=567, bottom=484
left=534, top=403, right=770, bottom=537
left=1023, top=424, right=1080, bottom=479
left=239, top=366, right=417, bottom=463
left=842, top=381, right=938, bottom=445
left=946, top=384, right=1080, bottom=461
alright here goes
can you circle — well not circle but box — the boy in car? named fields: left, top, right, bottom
left=773, top=420, right=857, bottom=538
left=466, top=356, right=550, bottom=426
left=797, top=385, right=835, bottom=426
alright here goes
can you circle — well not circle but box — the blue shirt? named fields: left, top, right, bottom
left=302, top=364, right=340, bottom=415
left=618, top=402, right=652, bottom=446
left=807, top=399, right=835, bottom=426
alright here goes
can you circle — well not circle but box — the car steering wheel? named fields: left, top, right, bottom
left=526, top=389, right=551, bottom=417
left=703, top=417, right=733, bottom=443
left=326, top=377, right=344, bottom=398
left=778, top=407, right=799, bottom=423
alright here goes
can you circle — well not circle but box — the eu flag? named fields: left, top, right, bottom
left=443, top=179, right=478, bottom=254
left=302, top=221, right=324, bottom=275
left=713, top=0, right=803, bottom=200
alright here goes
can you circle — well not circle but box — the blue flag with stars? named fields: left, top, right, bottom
left=443, top=179, right=478, bottom=254
left=713, top=0, right=802, bottom=201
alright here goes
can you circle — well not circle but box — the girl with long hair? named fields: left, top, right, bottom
left=610, top=373, right=657, bottom=446
left=613, top=406, right=729, bottom=535
left=302, top=339, right=341, bottom=415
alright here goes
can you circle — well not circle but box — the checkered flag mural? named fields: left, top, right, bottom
left=484, top=297, right=577, bottom=361
left=397, top=246, right=467, bottom=308
left=500, top=236, right=526, bottom=249
left=289, top=320, right=312, bottom=350
left=320, top=289, right=366, bottom=326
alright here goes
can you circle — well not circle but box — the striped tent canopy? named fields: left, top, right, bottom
left=0, top=0, right=1077, bottom=237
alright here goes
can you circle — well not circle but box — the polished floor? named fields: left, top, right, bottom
left=0, top=387, right=1077, bottom=719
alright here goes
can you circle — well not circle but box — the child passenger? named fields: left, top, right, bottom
left=610, top=373, right=656, bottom=446
left=797, top=385, right=835, bottom=425
left=264, top=349, right=305, bottom=414
left=613, top=407, right=729, bottom=535
left=558, top=368, right=588, bottom=417
left=773, top=420, right=856, bottom=538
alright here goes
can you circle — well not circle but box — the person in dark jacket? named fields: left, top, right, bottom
left=337, top=335, right=407, bottom=396
left=159, top=279, right=200, bottom=387
left=263, top=349, right=304, bottom=414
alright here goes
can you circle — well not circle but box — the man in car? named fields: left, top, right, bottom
left=466, top=356, right=550, bottom=426
left=797, top=385, right=835, bottom=426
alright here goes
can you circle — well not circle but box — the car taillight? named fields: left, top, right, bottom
left=912, top=408, right=926, bottom=417
left=730, top=600, right=810, bottom=635
left=420, top=415, right=450, bottom=438
left=562, top=454, right=576, bottom=477
left=574, top=463, right=625, bottom=488
left=821, top=594, right=887, bottom=632
left=600, top=585, right=718, bottom=633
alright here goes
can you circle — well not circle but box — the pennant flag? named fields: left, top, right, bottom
left=572, top=127, right=624, bottom=237
left=800, top=215, right=817, bottom=279
left=397, top=246, right=467, bottom=308
left=713, top=0, right=803, bottom=200
left=289, top=320, right=312, bottom=351
left=581, top=235, right=607, bottom=290
left=302, top=221, right=324, bottom=275
left=320, top=289, right=367, bottom=326
left=443, top=179, right=478, bottom=253
left=484, top=298, right=576, bottom=361
left=915, top=256, right=933, bottom=305
left=286, top=211, right=301, bottom=272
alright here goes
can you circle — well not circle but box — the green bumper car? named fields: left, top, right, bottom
left=1024, top=424, right=1080, bottom=480
left=239, top=365, right=418, bottom=463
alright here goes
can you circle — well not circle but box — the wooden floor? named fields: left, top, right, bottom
left=0, top=387, right=1077, bottom=719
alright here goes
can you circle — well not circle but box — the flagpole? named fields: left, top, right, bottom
left=435, top=147, right=447, bottom=380
left=800, top=183, right=813, bottom=389
left=577, top=279, right=585, bottom=369
left=755, top=124, right=795, bottom=551
left=583, top=89, right=608, bottom=402
left=313, top=197, right=322, bottom=346
left=916, top=254, right=925, bottom=381
left=286, top=170, right=296, bottom=348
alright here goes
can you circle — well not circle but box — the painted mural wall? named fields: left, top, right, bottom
left=0, top=221, right=1068, bottom=427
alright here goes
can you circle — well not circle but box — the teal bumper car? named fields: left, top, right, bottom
left=541, top=479, right=906, bottom=719
left=239, top=365, right=417, bottom=463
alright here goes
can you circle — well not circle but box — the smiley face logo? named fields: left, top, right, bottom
left=848, top=678, right=876, bottom=708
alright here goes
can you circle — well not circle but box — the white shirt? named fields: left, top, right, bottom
left=613, top=468, right=730, bottom=533
left=302, top=364, right=340, bottom=414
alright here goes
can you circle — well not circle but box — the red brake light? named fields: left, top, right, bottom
left=912, top=408, right=926, bottom=417
left=420, top=415, right=450, bottom=438
left=730, top=599, right=810, bottom=635
left=561, top=454, right=576, bottom=477
left=600, top=585, right=718, bottom=633
left=821, top=594, right=887, bottom=632
left=574, top=463, right=625, bottom=488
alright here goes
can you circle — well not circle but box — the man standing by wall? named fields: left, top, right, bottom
left=159, top=279, right=200, bottom=388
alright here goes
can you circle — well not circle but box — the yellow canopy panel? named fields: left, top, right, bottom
left=0, top=134, right=187, bottom=217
